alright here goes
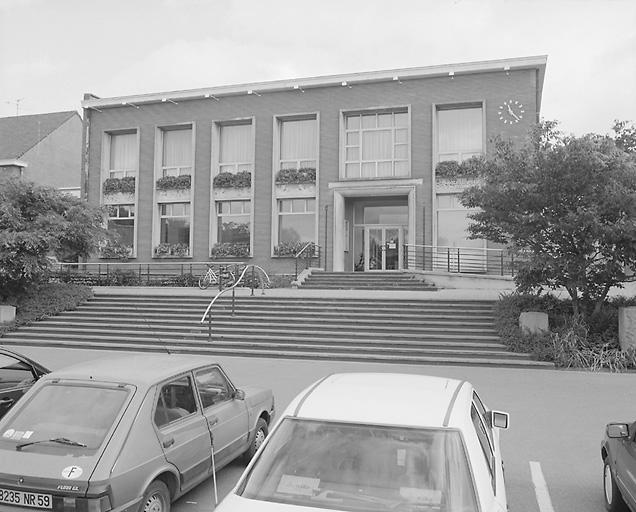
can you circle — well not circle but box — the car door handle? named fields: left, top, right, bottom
left=0, top=398, right=15, bottom=407
left=208, top=417, right=219, bottom=426
left=162, top=437, right=175, bottom=448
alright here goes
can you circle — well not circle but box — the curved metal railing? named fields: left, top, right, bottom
left=199, top=265, right=271, bottom=340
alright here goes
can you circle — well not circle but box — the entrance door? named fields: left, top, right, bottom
left=365, top=227, right=403, bottom=270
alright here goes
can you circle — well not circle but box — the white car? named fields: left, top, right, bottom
left=216, top=372, right=509, bottom=512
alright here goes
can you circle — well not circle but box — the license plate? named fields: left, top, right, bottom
left=0, top=488, right=52, bottom=509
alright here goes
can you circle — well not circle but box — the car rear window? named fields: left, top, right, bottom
left=239, top=418, right=479, bottom=512
left=0, top=382, right=131, bottom=455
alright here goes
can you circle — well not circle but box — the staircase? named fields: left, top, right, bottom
left=300, top=271, right=437, bottom=290
left=0, top=292, right=551, bottom=368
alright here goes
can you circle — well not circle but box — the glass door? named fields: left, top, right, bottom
left=364, top=226, right=404, bottom=270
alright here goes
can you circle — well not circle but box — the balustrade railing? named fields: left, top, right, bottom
left=404, top=244, right=521, bottom=276
left=294, top=243, right=322, bottom=280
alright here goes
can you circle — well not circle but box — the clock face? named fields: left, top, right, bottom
left=498, top=100, right=524, bottom=124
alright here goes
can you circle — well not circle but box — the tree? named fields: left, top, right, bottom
left=612, top=120, right=636, bottom=154
left=0, top=177, right=108, bottom=298
left=461, top=121, right=636, bottom=318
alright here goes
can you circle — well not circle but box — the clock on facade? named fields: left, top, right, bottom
left=498, top=100, right=524, bottom=124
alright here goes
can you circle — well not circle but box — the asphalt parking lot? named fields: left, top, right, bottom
left=8, top=344, right=636, bottom=512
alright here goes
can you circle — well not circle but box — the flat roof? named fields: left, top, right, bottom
left=82, top=55, right=547, bottom=110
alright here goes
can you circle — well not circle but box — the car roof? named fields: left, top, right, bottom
left=290, top=373, right=471, bottom=429
left=43, top=354, right=216, bottom=388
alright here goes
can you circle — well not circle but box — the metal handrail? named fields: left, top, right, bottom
left=199, top=265, right=271, bottom=341
left=294, top=242, right=315, bottom=259
left=293, top=243, right=321, bottom=280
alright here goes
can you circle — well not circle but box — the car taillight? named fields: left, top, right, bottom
left=54, top=496, right=111, bottom=512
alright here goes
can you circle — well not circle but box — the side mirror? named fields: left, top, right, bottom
left=233, top=389, right=246, bottom=401
left=490, top=410, right=509, bottom=429
left=607, top=423, right=630, bottom=439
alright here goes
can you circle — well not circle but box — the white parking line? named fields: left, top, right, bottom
left=529, top=461, right=556, bottom=512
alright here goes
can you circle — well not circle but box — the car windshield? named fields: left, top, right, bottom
left=0, top=382, right=131, bottom=455
left=239, top=418, right=479, bottom=512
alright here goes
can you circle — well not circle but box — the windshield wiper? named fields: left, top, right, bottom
left=16, top=437, right=87, bottom=451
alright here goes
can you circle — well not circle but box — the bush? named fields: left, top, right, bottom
left=495, top=292, right=636, bottom=370
left=275, top=168, right=316, bottom=185
left=156, top=174, right=191, bottom=191
left=213, top=171, right=252, bottom=189
left=0, top=283, right=92, bottom=337
left=103, top=176, right=136, bottom=195
left=435, top=156, right=486, bottom=180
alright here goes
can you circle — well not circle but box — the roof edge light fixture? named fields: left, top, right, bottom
left=341, top=81, right=352, bottom=89
left=161, top=98, right=178, bottom=105
left=247, top=90, right=261, bottom=97
left=204, top=93, right=220, bottom=101
left=448, top=71, right=455, bottom=79
left=121, top=101, right=140, bottom=109
left=503, top=65, right=511, bottom=76
left=293, top=84, right=305, bottom=93
left=392, top=75, right=403, bottom=84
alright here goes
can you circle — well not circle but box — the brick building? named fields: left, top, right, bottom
left=81, top=55, right=547, bottom=274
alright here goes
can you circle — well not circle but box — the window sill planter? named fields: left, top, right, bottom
left=435, top=177, right=481, bottom=193
left=156, top=188, right=192, bottom=202
left=275, top=183, right=316, bottom=198
left=103, top=192, right=135, bottom=205
left=212, top=187, right=251, bottom=200
left=210, top=241, right=251, bottom=258
left=153, top=243, right=191, bottom=258
left=274, top=241, right=317, bottom=257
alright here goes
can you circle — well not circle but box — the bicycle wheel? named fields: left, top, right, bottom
left=198, top=270, right=215, bottom=290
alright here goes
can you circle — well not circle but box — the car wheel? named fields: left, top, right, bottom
left=141, top=480, right=170, bottom=512
left=243, top=417, right=268, bottom=463
left=604, top=460, right=629, bottom=512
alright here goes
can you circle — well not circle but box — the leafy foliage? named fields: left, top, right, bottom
left=0, top=283, right=92, bottom=337
left=462, top=121, right=636, bottom=317
left=153, top=242, right=190, bottom=257
left=213, top=171, right=252, bottom=189
left=156, top=174, right=192, bottom=191
left=612, top=120, right=636, bottom=154
left=210, top=242, right=251, bottom=258
left=274, top=241, right=317, bottom=257
left=103, top=176, right=136, bottom=195
left=275, top=168, right=316, bottom=185
left=0, top=177, right=109, bottom=299
left=435, top=156, right=489, bottom=180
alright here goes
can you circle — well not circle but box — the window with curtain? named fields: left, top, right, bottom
left=107, top=204, right=135, bottom=249
left=279, top=118, right=317, bottom=171
left=219, top=123, right=253, bottom=174
left=162, top=128, right=192, bottom=177
left=216, top=200, right=251, bottom=246
left=344, top=110, right=409, bottom=179
left=277, top=198, right=316, bottom=245
left=437, top=107, right=483, bottom=162
left=109, top=133, right=137, bottom=178
left=159, top=203, right=190, bottom=246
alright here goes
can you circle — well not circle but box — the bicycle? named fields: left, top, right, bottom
left=198, top=266, right=236, bottom=290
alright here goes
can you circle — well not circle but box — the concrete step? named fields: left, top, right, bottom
left=12, top=325, right=501, bottom=343
left=0, top=336, right=552, bottom=368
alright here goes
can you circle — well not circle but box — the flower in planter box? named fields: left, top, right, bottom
left=435, top=156, right=487, bottom=180
left=275, top=167, right=316, bottom=185
left=274, top=240, right=316, bottom=257
left=154, top=242, right=190, bottom=257
left=213, top=171, right=252, bottom=189
left=210, top=241, right=251, bottom=258
left=156, top=174, right=192, bottom=191
left=103, top=176, right=136, bottom=195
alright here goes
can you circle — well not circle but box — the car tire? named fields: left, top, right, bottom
left=243, top=417, right=268, bottom=463
left=604, top=460, right=629, bottom=512
left=141, top=480, right=171, bottom=512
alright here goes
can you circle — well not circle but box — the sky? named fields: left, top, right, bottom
left=0, top=0, right=634, bottom=136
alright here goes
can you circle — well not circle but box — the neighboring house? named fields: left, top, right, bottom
left=81, top=55, right=547, bottom=273
left=0, top=111, right=82, bottom=197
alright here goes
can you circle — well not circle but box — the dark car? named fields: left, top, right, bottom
left=0, top=348, right=49, bottom=419
left=602, top=421, right=636, bottom=512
